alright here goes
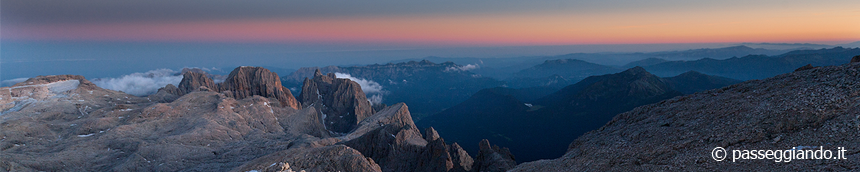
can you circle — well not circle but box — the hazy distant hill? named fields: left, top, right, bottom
left=419, top=67, right=736, bottom=162
left=738, top=42, right=836, bottom=50
left=622, top=57, right=668, bottom=68
left=642, top=47, right=860, bottom=80
left=662, top=71, right=742, bottom=94
left=838, top=41, right=860, bottom=48
left=506, top=59, right=621, bottom=88
left=643, top=45, right=785, bottom=61
left=391, top=45, right=791, bottom=80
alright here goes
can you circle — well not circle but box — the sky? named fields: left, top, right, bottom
left=1, top=0, right=859, bottom=81
left=3, top=0, right=860, bottom=46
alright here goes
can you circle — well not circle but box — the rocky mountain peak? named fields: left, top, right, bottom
left=174, top=66, right=300, bottom=109
left=473, top=139, right=517, bottom=172
left=424, top=127, right=441, bottom=141
left=220, top=66, right=300, bottom=109
left=851, top=55, right=860, bottom=63
left=620, top=66, right=649, bottom=76
left=177, top=71, right=217, bottom=95
left=565, top=66, right=675, bottom=103
left=314, top=68, right=323, bottom=77
left=299, top=71, right=374, bottom=134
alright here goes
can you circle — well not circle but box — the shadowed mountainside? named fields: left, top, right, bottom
left=419, top=67, right=725, bottom=162
left=512, top=58, right=860, bottom=171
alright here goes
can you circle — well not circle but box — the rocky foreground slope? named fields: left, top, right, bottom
left=0, top=67, right=514, bottom=172
left=511, top=61, right=860, bottom=171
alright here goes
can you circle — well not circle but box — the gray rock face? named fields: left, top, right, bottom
left=341, top=104, right=475, bottom=172
left=852, top=55, right=860, bottom=63
left=148, top=84, right=181, bottom=103
left=341, top=103, right=427, bottom=171
left=175, top=66, right=300, bottom=109
left=178, top=71, right=217, bottom=95
left=157, top=84, right=182, bottom=96
left=220, top=66, right=300, bottom=109
left=472, top=139, right=516, bottom=172
left=511, top=61, right=860, bottom=171
left=299, top=69, right=374, bottom=134
left=450, top=143, right=474, bottom=172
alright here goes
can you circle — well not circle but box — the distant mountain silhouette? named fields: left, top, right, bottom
left=642, top=47, right=860, bottom=80
left=507, top=59, right=621, bottom=88
left=504, top=74, right=573, bottom=89
left=622, top=57, right=668, bottom=68
left=644, top=45, right=785, bottom=61
left=390, top=45, right=792, bottom=79
left=837, top=41, right=860, bottom=48
left=662, top=71, right=742, bottom=94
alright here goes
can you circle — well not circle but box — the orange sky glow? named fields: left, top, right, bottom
left=5, top=4, right=859, bottom=46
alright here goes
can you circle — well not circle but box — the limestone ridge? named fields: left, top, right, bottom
left=299, top=69, right=374, bottom=134
left=174, top=66, right=300, bottom=109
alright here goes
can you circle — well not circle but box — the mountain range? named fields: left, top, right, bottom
left=511, top=57, right=860, bottom=171
left=0, top=66, right=518, bottom=171
left=391, top=45, right=793, bottom=79
left=417, top=67, right=740, bottom=162
left=641, top=47, right=860, bottom=80
left=3, top=53, right=859, bottom=171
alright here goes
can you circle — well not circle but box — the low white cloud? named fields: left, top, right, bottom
left=92, top=69, right=183, bottom=96
left=445, top=64, right=479, bottom=72
left=368, top=94, right=383, bottom=105
left=1, top=78, right=29, bottom=87
left=335, top=72, right=385, bottom=105
left=334, top=73, right=383, bottom=94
